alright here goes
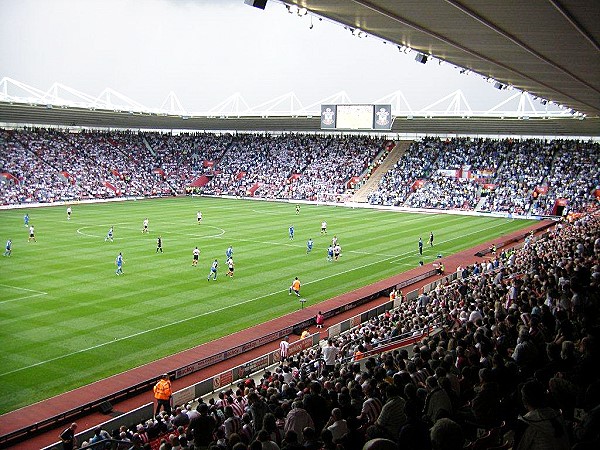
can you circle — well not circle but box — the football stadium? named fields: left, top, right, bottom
left=0, top=1, right=599, bottom=449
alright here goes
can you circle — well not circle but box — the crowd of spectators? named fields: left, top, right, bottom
left=1, top=129, right=597, bottom=216
left=204, top=134, right=384, bottom=200
left=403, top=176, right=480, bottom=210
left=0, top=128, right=173, bottom=203
left=530, top=141, right=600, bottom=216
left=80, top=212, right=599, bottom=450
left=205, top=134, right=310, bottom=198
left=477, top=140, right=555, bottom=215
left=144, top=132, right=232, bottom=191
left=0, top=128, right=87, bottom=203
left=368, top=138, right=442, bottom=206
left=0, top=129, right=386, bottom=205
left=285, top=136, right=384, bottom=201
left=369, top=138, right=599, bottom=216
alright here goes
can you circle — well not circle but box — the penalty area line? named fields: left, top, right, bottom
left=0, top=284, right=48, bottom=304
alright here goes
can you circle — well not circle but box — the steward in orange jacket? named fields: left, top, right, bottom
left=154, top=373, right=172, bottom=416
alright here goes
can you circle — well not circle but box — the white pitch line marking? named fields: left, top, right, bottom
left=0, top=284, right=48, bottom=304
left=0, top=218, right=518, bottom=377
left=387, top=219, right=514, bottom=264
left=76, top=223, right=226, bottom=240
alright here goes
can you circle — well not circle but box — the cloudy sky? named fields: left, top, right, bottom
left=0, top=0, right=522, bottom=114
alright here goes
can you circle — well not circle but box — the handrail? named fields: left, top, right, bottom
left=337, top=311, right=444, bottom=365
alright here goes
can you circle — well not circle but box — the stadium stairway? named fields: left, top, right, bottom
left=475, top=196, right=488, bottom=212
left=351, top=140, right=412, bottom=203
left=141, top=135, right=156, bottom=156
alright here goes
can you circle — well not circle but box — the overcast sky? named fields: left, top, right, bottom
left=0, top=0, right=525, bottom=114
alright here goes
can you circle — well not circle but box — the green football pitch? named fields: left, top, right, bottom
left=0, top=197, right=534, bottom=413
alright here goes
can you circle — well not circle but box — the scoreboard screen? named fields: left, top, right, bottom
left=336, top=105, right=374, bottom=130
left=320, top=104, right=392, bottom=130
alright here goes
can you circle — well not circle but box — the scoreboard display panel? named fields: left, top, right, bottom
left=320, top=104, right=392, bottom=130
left=336, top=104, right=374, bottom=130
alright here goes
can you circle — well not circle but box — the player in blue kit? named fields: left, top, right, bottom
left=3, top=239, right=12, bottom=256
left=115, top=252, right=124, bottom=275
left=226, top=246, right=233, bottom=259
left=327, top=245, right=334, bottom=262
left=289, top=225, right=294, bottom=240
left=306, top=238, right=313, bottom=254
left=207, top=259, right=218, bottom=281
left=24, top=213, right=29, bottom=227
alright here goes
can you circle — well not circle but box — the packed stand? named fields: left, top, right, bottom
left=0, top=128, right=173, bottom=204
left=144, top=132, right=233, bottom=191
left=368, top=137, right=443, bottom=206
left=403, top=138, right=504, bottom=210
left=205, top=134, right=384, bottom=200
left=370, top=137, right=598, bottom=216
left=287, top=136, right=385, bottom=200
left=530, top=140, right=600, bottom=216
left=113, top=212, right=599, bottom=450
left=205, top=134, right=309, bottom=198
left=0, top=128, right=87, bottom=203
left=478, top=140, right=555, bottom=215
left=2, top=128, right=598, bottom=217
left=403, top=176, right=480, bottom=210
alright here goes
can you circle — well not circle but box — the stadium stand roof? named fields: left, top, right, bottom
left=283, top=0, right=600, bottom=118
left=0, top=101, right=598, bottom=136
left=1, top=0, right=598, bottom=135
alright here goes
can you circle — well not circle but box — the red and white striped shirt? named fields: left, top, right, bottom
left=280, top=339, right=289, bottom=358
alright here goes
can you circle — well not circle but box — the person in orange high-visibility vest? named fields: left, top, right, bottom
left=289, top=277, right=301, bottom=297
left=353, top=344, right=366, bottom=361
left=154, top=373, right=172, bottom=416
